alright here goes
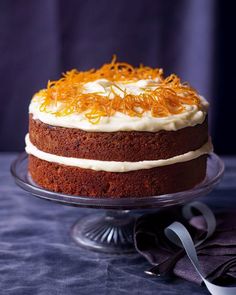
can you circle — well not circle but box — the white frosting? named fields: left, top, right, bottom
left=82, top=78, right=160, bottom=97
left=25, top=134, right=213, bottom=172
left=29, top=79, right=209, bottom=132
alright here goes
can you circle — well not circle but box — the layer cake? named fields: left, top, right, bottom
left=25, top=57, right=212, bottom=198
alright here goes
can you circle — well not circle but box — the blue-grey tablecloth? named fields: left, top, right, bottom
left=0, top=154, right=236, bottom=295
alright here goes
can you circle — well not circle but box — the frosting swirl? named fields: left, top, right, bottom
left=29, top=58, right=209, bottom=132
left=29, top=79, right=208, bottom=132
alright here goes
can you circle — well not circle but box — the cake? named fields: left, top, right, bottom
left=25, top=56, right=212, bottom=198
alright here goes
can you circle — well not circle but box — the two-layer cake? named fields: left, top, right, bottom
left=25, top=57, right=212, bottom=198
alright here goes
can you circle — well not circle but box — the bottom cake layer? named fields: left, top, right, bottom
left=28, top=155, right=207, bottom=198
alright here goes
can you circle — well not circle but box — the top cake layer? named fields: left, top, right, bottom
left=29, top=56, right=208, bottom=132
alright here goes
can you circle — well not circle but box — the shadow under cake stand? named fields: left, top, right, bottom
left=11, top=153, right=224, bottom=254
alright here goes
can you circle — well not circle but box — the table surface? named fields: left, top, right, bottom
left=0, top=153, right=236, bottom=295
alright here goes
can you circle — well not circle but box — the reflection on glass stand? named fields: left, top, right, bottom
left=11, top=153, right=224, bottom=254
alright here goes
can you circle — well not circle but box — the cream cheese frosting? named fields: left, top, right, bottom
left=25, top=134, right=213, bottom=172
left=82, top=78, right=160, bottom=97
left=29, top=79, right=209, bottom=132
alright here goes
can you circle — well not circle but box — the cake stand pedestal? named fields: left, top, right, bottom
left=11, top=153, right=224, bottom=254
left=72, top=210, right=135, bottom=253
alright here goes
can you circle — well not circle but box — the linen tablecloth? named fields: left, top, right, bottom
left=0, top=154, right=235, bottom=295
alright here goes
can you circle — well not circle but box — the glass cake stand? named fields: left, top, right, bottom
left=11, top=152, right=224, bottom=254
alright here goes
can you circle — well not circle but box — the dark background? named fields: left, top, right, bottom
left=0, top=0, right=235, bottom=154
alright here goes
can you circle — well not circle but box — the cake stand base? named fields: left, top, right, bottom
left=71, top=210, right=135, bottom=254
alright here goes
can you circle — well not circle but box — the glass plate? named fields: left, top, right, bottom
left=11, top=152, right=224, bottom=210
left=10, top=152, right=224, bottom=253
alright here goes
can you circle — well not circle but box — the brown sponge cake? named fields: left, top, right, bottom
left=29, top=154, right=207, bottom=198
left=29, top=115, right=208, bottom=161
left=25, top=58, right=212, bottom=198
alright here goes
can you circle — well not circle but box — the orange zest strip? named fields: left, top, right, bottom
left=36, top=56, right=201, bottom=124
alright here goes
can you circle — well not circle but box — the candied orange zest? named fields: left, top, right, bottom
left=35, top=56, right=201, bottom=124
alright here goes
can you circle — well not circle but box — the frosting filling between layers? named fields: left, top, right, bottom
left=25, top=134, right=213, bottom=172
